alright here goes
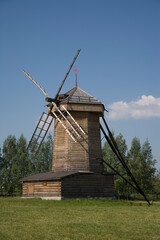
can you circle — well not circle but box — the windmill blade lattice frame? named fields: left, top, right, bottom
left=27, top=112, right=54, bottom=153
left=24, top=49, right=81, bottom=152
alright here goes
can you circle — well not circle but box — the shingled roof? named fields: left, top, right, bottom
left=21, top=170, right=115, bottom=182
left=60, top=87, right=103, bottom=105
left=21, top=170, right=94, bottom=182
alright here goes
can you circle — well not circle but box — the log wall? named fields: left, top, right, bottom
left=61, top=103, right=104, bottom=113
left=22, top=173, right=114, bottom=199
left=68, top=112, right=89, bottom=171
left=52, top=109, right=104, bottom=174
left=52, top=116, right=69, bottom=172
left=88, top=112, right=103, bottom=173
left=62, top=173, right=114, bottom=198
left=22, top=181, right=61, bottom=198
left=52, top=111, right=90, bottom=172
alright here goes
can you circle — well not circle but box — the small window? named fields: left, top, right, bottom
left=42, top=182, right=47, bottom=186
left=59, top=96, right=64, bottom=100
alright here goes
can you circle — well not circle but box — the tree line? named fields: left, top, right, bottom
left=0, top=133, right=160, bottom=199
left=0, top=134, right=53, bottom=196
left=103, top=133, right=160, bottom=200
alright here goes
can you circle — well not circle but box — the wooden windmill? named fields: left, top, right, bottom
left=21, top=50, right=150, bottom=204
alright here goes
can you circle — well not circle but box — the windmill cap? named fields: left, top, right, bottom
left=60, top=86, right=104, bottom=105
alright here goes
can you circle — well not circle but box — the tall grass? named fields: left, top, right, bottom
left=0, top=198, right=160, bottom=240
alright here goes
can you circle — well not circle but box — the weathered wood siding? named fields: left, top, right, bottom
left=52, top=116, right=69, bottom=172
left=52, top=109, right=104, bottom=174
left=61, top=103, right=104, bottom=113
left=68, top=112, right=89, bottom=171
left=88, top=112, right=103, bottom=173
left=22, top=181, right=61, bottom=198
left=62, top=173, right=114, bottom=198
left=22, top=173, right=114, bottom=199
left=52, top=111, right=90, bottom=172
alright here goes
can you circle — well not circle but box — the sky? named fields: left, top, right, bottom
left=0, top=0, right=160, bottom=169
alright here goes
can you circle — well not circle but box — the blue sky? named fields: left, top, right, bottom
left=0, top=0, right=160, bottom=168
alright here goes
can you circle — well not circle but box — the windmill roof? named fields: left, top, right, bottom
left=21, top=170, right=94, bottom=182
left=60, top=87, right=103, bottom=105
left=21, top=170, right=114, bottom=182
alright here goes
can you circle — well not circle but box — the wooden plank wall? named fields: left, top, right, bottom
left=52, top=111, right=90, bottom=172
left=63, top=103, right=104, bottom=113
left=52, top=110, right=104, bottom=174
left=68, top=111, right=89, bottom=171
left=62, top=173, right=114, bottom=198
left=52, top=116, right=69, bottom=172
left=88, top=112, right=103, bottom=173
left=22, top=181, right=61, bottom=197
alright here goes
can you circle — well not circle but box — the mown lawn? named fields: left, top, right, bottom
left=0, top=198, right=160, bottom=240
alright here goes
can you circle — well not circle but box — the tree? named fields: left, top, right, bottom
left=103, top=132, right=129, bottom=198
left=153, top=169, right=160, bottom=199
left=1, top=135, right=17, bottom=195
left=102, top=134, right=157, bottom=199
left=127, top=137, right=142, bottom=196
left=17, top=135, right=30, bottom=178
left=127, top=138, right=156, bottom=196
left=29, top=133, right=53, bottom=174
left=15, top=134, right=31, bottom=194
left=0, top=133, right=53, bottom=196
left=0, top=147, right=4, bottom=195
left=140, top=139, right=156, bottom=193
left=40, top=133, right=53, bottom=172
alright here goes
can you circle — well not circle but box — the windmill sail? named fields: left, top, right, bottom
left=54, top=49, right=81, bottom=100
left=27, top=112, right=54, bottom=153
left=24, top=49, right=81, bottom=152
left=22, top=69, right=48, bottom=97
left=49, top=102, right=86, bottom=143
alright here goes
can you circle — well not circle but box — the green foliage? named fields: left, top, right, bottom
left=103, top=133, right=129, bottom=198
left=0, top=133, right=53, bottom=196
left=1, top=135, right=17, bottom=195
left=153, top=169, right=160, bottom=199
left=29, top=133, right=53, bottom=174
left=103, top=134, right=157, bottom=199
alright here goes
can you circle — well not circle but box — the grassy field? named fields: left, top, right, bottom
left=0, top=198, right=160, bottom=240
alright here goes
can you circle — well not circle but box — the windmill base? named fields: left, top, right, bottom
left=22, top=171, right=115, bottom=199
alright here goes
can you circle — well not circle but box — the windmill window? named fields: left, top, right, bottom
left=28, top=183, right=34, bottom=195
left=59, top=96, right=64, bottom=100
left=42, top=182, right=47, bottom=186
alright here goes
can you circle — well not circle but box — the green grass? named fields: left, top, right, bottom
left=0, top=198, right=160, bottom=240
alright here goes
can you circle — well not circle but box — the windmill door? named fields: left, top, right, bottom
left=27, top=183, right=34, bottom=195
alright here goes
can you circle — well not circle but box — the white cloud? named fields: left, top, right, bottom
left=106, top=95, right=160, bottom=120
